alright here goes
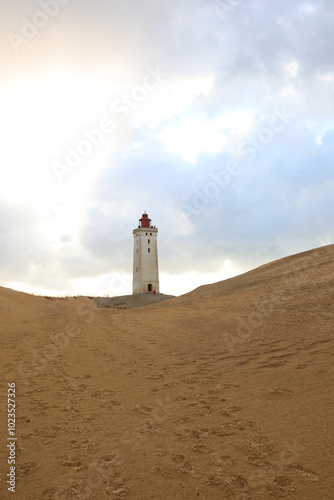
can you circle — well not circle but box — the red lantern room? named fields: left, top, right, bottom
left=139, top=211, right=151, bottom=228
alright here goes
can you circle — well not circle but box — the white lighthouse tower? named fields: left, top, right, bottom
left=133, top=211, right=160, bottom=294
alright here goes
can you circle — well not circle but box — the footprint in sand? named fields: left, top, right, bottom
left=187, top=402, right=213, bottom=416
left=214, top=455, right=234, bottom=467
left=226, top=406, right=243, bottom=414
left=259, top=358, right=289, bottom=368
left=172, top=455, right=194, bottom=474
left=20, top=461, right=38, bottom=475
left=242, top=436, right=274, bottom=461
left=60, top=456, right=83, bottom=468
left=192, top=444, right=211, bottom=454
left=205, top=473, right=248, bottom=496
left=267, top=387, right=294, bottom=396
left=289, top=463, right=319, bottom=482
left=273, top=475, right=293, bottom=489
left=132, top=405, right=153, bottom=415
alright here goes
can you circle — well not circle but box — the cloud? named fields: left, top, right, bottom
left=0, top=199, right=47, bottom=280
left=1, top=0, right=334, bottom=295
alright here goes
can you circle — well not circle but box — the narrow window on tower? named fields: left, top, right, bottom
left=148, top=248, right=150, bottom=253
left=148, top=239, right=150, bottom=244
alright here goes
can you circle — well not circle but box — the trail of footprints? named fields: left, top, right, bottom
left=197, top=337, right=334, bottom=372
left=164, top=398, right=319, bottom=498
left=13, top=322, right=328, bottom=499
left=130, top=342, right=322, bottom=499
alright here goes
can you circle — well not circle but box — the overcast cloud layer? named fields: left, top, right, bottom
left=1, top=0, right=333, bottom=296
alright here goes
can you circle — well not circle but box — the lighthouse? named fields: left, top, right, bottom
left=133, top=211, right=160, bottom=294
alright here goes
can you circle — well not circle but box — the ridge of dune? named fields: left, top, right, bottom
left=1, top=243, right=333, bottom=306
left=179, top=244, right=334, bottom=301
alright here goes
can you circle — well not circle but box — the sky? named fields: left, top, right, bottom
left=1, top=0, right=334, bottom=297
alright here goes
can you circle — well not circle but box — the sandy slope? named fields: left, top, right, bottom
left=0, top=245, right=334, bottom=499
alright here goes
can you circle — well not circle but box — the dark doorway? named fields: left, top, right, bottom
left=148, top=284, right=152, bottom=292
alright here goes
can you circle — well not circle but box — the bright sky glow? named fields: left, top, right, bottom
left=0, top=0, right=334, bottom=297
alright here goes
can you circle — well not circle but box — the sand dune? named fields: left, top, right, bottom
left=1, top=245, right=334, bottom=499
